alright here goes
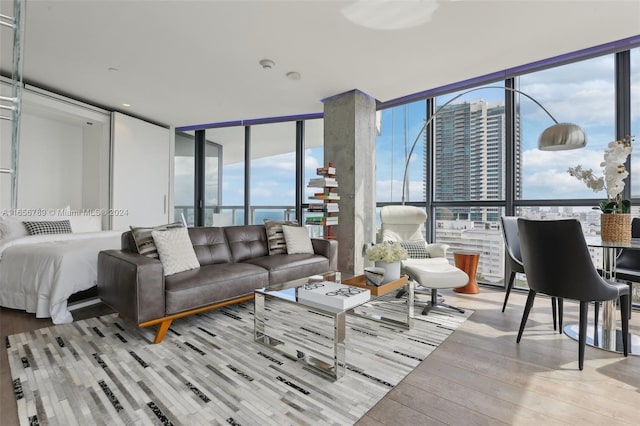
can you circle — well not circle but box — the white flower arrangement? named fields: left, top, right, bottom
left=568, top=135, right=633, bottom=213
left=366, top=241, right=408, bottom=263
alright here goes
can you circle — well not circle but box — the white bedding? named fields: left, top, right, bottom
left=0, top=231, right=122, bottom=324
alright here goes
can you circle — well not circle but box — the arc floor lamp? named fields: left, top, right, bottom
left=400, top=85, right=587, bottom=204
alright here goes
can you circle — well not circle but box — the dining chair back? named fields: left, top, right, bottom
left=500, top=216, right=560, bottom=330
left=516, top=218, right=629, bottom=370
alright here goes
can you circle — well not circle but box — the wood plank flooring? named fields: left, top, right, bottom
left=357, top=289, right=640, bottom=426
left=2, top=289, right=639, bottom=426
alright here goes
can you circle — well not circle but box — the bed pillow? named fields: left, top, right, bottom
left=22, top=220, right=73, bottom=236
left=264, top=219, right=298, bottom=255
left=281, top=225, right=314, bottom=254
left=68, top=215, right=102, bottom=233
left=398, top=240, right=430, bottom=259
left=151, top=227, right=200, bottom=276
left=0, top=216, right=28, bottom=239
left=130, top=222, right=183, bottom=258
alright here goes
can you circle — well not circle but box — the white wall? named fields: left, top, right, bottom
left=18, top=113, right=84, bottom=209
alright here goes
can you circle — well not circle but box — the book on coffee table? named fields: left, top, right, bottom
left=297, top=281, right=370, bottom=312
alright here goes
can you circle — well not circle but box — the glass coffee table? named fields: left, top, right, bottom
left=254, top=276, right=370, bottom=380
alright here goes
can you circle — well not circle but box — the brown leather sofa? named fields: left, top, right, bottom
left=97, top=225, right=337, bottom=343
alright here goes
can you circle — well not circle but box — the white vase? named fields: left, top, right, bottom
left=374, top=261, right=401, bottom=283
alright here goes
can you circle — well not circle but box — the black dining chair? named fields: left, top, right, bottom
left=500, top=216, right=561, bottom=331
left=516, top=218, right=629, bottom=371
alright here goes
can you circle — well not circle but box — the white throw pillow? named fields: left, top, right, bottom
left=281, top=225, right=314, bottom=254
left=151, top=227, right=200, bottom=276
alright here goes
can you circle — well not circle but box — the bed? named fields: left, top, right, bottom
left=0, top=215, right=123, bottom=324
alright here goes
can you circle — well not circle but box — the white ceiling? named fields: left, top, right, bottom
left=1, top=0, right=639, bottom=129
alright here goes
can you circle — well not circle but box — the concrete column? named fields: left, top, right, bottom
left=323, top=89, right=377, bottom=275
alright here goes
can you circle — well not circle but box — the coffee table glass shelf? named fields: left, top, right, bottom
left=342, top=274, right=413, bottom=329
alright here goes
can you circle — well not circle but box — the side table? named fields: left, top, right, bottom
left=453, top=250, right=480, bottom=294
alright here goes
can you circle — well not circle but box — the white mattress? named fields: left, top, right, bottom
left=0, top=231, right=122, bottom=324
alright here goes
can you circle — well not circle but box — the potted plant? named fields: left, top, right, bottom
left=568, top=135, right=633, bottom=242
left=366, top=241, right=408, bottom=283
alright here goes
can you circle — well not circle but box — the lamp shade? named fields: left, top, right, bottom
left=538, top=123, right=587, bottom=151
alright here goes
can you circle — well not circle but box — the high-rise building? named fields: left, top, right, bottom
left=433, top=99, right=516, bottom=222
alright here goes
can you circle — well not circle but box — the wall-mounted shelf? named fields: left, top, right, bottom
left=306, top=163, right=339, bottom=238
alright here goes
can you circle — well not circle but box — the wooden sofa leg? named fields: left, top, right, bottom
left=154, top=319, right=173, bottom=344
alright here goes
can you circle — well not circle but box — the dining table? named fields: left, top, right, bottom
left=562, top=236, right=640, bottom=355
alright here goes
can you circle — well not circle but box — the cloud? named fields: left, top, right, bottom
left=522, top=147, right=603, bottom=171
left=251, top=152, right=297, bottom=172
left=521, top=147, right=610, bottom=199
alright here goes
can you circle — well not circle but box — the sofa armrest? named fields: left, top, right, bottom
left=311, top=238, right=338, bottom=271
left=97, top=250, right=165, bottom=324
left=426, top=243, right=450, bottom=259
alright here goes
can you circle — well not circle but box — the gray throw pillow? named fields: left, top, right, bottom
left=264, top=219, right=298, bottom=255
left=130, top=222, right=183, bottom=258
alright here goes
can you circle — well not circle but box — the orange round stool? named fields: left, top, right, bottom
left=453, top=251, right=480, bottom=294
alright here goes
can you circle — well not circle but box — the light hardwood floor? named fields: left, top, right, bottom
left=2, top=289, right=639, bottom=426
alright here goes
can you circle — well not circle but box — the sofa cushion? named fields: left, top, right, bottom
left=152, top=227, right=200, bottom=276
left=264, top=220, right=298, bottom=255
left=244, top=253, right=329, bottom=285
left=224, top=225, right=269, bottom=263
left=188, top=227, right=232, bottom=265
left=164, top=263, right=268, bottom=315
left=282, top=225, right=314, bottom=254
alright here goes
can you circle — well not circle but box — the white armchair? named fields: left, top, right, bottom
left=380, top=205, right=469, bottom=314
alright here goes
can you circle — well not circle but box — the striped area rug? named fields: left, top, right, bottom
left=7, top=295, right=471, bottom=426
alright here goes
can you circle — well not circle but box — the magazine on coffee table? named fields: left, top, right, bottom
left=297, top=281, right=370, bottom=311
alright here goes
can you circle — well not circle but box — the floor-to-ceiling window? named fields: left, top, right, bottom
left=303, top=119, right=326, bottom=237
left=376, top=101, right=428, bottom=206
left=206, top=126, right=245, bottom=225
left=174, top=132, right=195, bottom=225
left=249, top=122, right=297, bottom=224
left=374, top=46, right=638, bottom=306
left=629, top=47, right=640, bottom=198
left=203, top=140, right=222, bottom=226
left=431, top=85, right=507, bottom=284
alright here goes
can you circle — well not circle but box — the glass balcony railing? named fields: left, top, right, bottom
left=174, top=205, right=296, bottom=226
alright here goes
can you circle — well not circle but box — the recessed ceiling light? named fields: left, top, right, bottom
left=286, top=71, right=301, bottom=81
left=259, top=59, right=275, bottom=70
left=122, top=103, right=131, bottom=107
